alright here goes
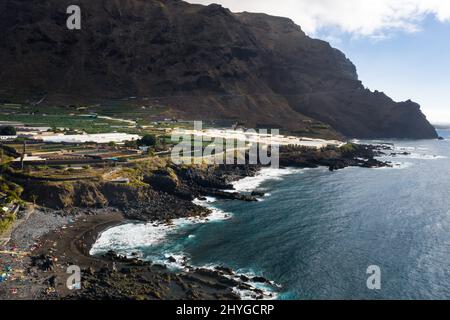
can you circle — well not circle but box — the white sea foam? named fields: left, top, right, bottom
left=394, top=146, right=429, bottom=151
left=376, top=161, right=413, bottom=170
left=380, top=144, right=446, bottom=164
left=192, top=196, right=217, bottom=205
left=233, top=285, right=278, bottom=300
left=90, top=222, right=173, bottom=255
left=373, top=143, right=445, bottom=169
left=159, top=254, right=280, bottom=300
left=391, top=152, right=446, bottom=160
left=91, top=198, right=231, bottom=256
left=161, top=253, right=191, bottom=271
left=192, top=197, right=233, bottom=221
left=229, top=167, right=303, bottom=193
left=165, top=253, right=281, bottom=299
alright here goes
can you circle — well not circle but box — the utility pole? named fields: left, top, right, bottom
left=21, top=139, right=26, bottom=171
left=0, top=142, right=3, bottom=177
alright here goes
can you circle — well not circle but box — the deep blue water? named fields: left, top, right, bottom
left=95, top=129, right=450, bottom=299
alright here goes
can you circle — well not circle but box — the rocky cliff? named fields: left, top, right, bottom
left=0, top=0, right=437, bottom=138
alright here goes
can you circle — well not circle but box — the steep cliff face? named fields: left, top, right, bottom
left=20, top=179, right=207, bottom=220
left=0, top=0, right=437, bottom=138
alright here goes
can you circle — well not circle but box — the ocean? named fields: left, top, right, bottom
left=91, top=129, right=450, bottom=299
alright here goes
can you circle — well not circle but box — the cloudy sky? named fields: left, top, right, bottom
left=187, top=0, right=450, bottom=124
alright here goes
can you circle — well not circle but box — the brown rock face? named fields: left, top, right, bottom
left=0, top=0, right=437, bottom=138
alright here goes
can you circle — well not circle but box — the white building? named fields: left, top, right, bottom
left=32, top=133, right=141, bottom=144
left=0, top=135, right=17, bottom=141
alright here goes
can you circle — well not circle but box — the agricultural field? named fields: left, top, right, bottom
left=0, top=102, right=202, bottom=136
left=0, top=115, right=128, bottom=135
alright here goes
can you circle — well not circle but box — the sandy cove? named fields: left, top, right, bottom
left=1, top=210, right=265, bottom=300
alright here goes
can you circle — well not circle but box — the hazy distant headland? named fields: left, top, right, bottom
left=433, top=123, right=450, bottom=130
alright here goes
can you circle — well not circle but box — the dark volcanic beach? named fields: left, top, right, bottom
left=0, top=209, right=121, bottom=299
left=1, top=208, right=280, bottom=300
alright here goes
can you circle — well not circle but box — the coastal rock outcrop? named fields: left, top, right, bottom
left=14, top=145, right=389, bottom=214
left=279, top=143, right=387, bottom=171
left=19, top=179, right=208, bottom=221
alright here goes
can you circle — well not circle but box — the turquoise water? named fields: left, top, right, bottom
left=94, top=130, right=450, bottom=299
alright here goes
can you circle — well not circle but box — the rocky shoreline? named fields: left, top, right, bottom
left=0, top=143, right=390, bottom=300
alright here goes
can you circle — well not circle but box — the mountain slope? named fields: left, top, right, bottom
left=0, top=0, right=437, bottom=138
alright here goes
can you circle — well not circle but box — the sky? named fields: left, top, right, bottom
left=187, top=0, right=450, bottom=124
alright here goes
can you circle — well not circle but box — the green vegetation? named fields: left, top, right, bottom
left=0, top=113, right=128, bottom=134
left=311, top=123, right=331, bottom=130
left=0, top=126, right=17, bottom=135
left=118, top=157, right=168, bottom=185
left=0, top=212, right=16, bottom=234
left=7, top=166, right=102, bottom=181
left=339, top=143, right=357, bottom=154
left=138, top=134, right=157, bottom=147
left=0, top=177, right=23, bottom=203
left=124, top=140, right=138, bottom=148
left=0, top=101, right=173, bottom=130
left=282, top=145, right=318, bottom=153
left=0, top=177, right=23, bottom=234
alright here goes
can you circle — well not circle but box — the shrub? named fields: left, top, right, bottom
left=0, top=213, right=16, bottom=234
left=0, top=126, right=16, bottom=136
left=138, top=134, right=157, bottom=147
left=339, top=143, right=356, bottom=154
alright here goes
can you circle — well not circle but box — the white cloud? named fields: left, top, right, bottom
left=186, top=0, right=450, bottom=38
